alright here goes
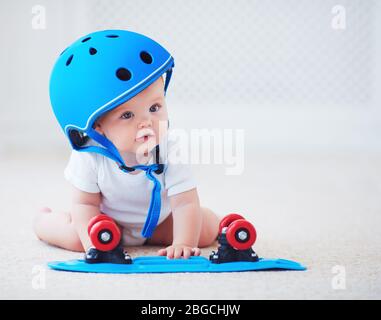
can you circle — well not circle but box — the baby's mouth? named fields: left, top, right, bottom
left=135, top=130, right=155, bottom=143
left=136, top=135, right=154, bottom=143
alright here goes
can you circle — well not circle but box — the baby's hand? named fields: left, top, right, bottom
left=158, top=244, right=201, bottom=259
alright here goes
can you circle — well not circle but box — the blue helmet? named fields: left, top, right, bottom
left=49, top=29, right=174, bottom=170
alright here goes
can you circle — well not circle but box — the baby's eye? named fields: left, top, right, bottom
left=120, top=111, right=134, bottom=119
left=149, top=104, right=161, bottom=113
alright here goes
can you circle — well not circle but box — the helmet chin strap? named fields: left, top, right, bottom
left=121, top=162, right=163, bottom=238
left=121, top=149, right=164, bottom=238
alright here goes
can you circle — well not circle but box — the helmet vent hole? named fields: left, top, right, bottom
left=81, top=37, right=91, bottom=43
left=66, top=54, right=74, bottom=66
left=106, top=34, right=119, bottom=38
left=89, top=47, right=97, bottom=55
left=140, top=51, right=153, bottom=64
left=116, top=68, right=131, bottom=81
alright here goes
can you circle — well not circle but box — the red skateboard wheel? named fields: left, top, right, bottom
left=89, top=220, right=121, bottom=252
left=87, top=214, right=115, bottom=236
left=226, top=219, right=257, bottom=250
left=218, top=213, right=245, bottom=234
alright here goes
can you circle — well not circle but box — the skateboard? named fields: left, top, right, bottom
left=48, top=256, right=305, bottom=273
left=48, top=213, right=307, bottom=274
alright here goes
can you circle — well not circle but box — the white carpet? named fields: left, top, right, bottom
left=1, top=151, right=380, bottom=299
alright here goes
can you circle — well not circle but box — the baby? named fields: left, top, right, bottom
left=34, top=30, right=220, bottom=260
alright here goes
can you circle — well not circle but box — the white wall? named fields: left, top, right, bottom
left=0, top=0, right=380, bottom=157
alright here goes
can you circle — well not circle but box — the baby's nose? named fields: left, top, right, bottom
left=138, top=118, right=152, bottom=129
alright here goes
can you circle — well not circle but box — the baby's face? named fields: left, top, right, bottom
left=94, top=77, right=168, bottom=157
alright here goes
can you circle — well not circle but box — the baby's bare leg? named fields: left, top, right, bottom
left=198, top=207, right=221, bottom=247
left=146, top=207, right=221, bottom=247
left=33, top=208, right=84, bottom=252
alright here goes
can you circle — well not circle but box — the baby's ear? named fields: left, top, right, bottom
left=93, top=121, right=103, bottom=134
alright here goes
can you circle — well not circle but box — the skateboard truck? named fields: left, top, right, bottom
left=209, top=213, right=259, bottom=264
left=85, top=245, right=132, bottom=264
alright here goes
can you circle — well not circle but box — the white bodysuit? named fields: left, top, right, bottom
left=64, top=131, right=197, bottom=245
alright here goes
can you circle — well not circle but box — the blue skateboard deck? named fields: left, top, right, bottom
left=48, top=256, right=306, bottom=274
